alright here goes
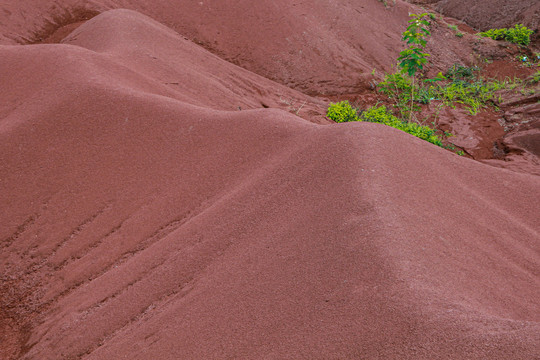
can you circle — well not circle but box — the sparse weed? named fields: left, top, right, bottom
left=280, top=96, right=307, bottom=115
left=532, top=71, right=540, bottom=83
left=437, top=77, right=505, bottom=115
left=378, top=0, right=396, bottom=7
left=505, top=76, right=523, bottom=90
left=378, top=64, right=507, bottom=116
left=520, top=88, right=535, bottom=96
left=445, top=64, right=479, bottom=81
left=447, top=24, right=464, bottom=37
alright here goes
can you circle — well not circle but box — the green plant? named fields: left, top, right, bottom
left=445, top=64, right=478, bottom=81
left=397, top=13, right=432, bottom=121
left=377, top=72, right=414, bottom=118
left=505, top=76, right=523, bottom=90
left=325, top=102, right=446, bottom=147
left=482, top=57, right=493, bottom=64
left=532, top=70, right=540, bottom=83
left=423, top=71, right=447, bottom=84
left=520, top=88, right=535, bottom=96
left=480, top=28, right=506, bottom=41
left=431, top=64, right=506, bottom=114
left=433, top=77, right=506, bottom=115
left=415, top=87, right=433, bottom=104
left=360, top=105, right=444, bottom=147
left=505, top=24, right=534, bottom=46
left=378, top=72, right=413, bottom=93
left=398, top=13, right=431, bottom=77
left=479, top=24, right=534, bottom=46
left=378, top=63, right=509, bottom=116
left=447, top=24, right=464, bottom=37
left=326, top=101, right=358, bottom=123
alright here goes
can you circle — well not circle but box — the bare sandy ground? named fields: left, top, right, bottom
left=0, top=0, right=480, bottom=95
left=1, top=3, right=539, bottom=360
left=435, top=0, right=540, bottom=33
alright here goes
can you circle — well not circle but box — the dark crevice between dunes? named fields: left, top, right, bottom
left=27, top=7, right=100, bottom=44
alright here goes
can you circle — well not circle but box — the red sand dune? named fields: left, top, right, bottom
left=0, top=0, right=476, bottom=95
left=1, top=5, right=540, bottom=360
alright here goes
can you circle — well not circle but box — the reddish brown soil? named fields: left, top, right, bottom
left=434, top=0, right=540, bottom=34
left=1, top=3, right=539, bottom=360
left=481, top=59, right=537, bottom=81
left=0, top=0, right=482, bottom=96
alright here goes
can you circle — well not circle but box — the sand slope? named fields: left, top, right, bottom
left=435, top=0, right=540, bottom=33
left=0, top=0, right=476, bottom=95
left=1, top=8, right=539, bottom=360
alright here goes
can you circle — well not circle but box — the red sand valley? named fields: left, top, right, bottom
left=1, top=1, right=539, bottom=359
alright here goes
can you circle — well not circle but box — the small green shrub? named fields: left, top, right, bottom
left=505, top=24, right=534, bottom=46
left=377, top=72, right=415, bottom=118
left=378, top=72, right=412, bottom=100
left=360, top=106, right=444, bottom=147
left=415, top=87, right=433, bottom=104
left=325, top=102, right=444, bottom=147
left=326, top=101, right=358, bottom=123
left=445, top=64, right=478, bottom=82
left=480, top=28, right=506, bottom=41
left=479, top=24, right=534, bottom=46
